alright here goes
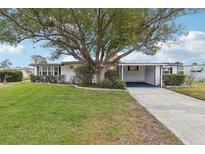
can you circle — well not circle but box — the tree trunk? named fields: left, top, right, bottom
left=95, top=68, right=106, bottom=84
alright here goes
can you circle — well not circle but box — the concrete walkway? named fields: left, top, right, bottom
left=128, top=87, right=205, bottom=145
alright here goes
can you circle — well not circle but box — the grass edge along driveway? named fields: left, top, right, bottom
left=0, top=82, right=182, bottom=144
left=168, top=82, right=205, bottom=101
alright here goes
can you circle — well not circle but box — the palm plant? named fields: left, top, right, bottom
left=0, top=59, right=12, bottom=68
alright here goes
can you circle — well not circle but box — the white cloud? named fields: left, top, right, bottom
left=121, top=31, right=205, bottom=64
left=0, top=44, right=24, bottom=54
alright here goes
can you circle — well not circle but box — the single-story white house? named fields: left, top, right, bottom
left=31, top=58, right=182, bottom=87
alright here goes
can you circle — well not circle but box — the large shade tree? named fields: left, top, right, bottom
left=0, top=8, right=194, bottom=83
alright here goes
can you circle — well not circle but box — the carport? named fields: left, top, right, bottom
left=118, top=63, right=167, bottom=87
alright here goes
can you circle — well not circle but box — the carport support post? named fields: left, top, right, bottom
left=160, top=66, right=163, bottom=87
left=121, top=65, right=124, bottom=81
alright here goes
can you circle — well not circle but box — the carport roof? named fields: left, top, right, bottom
left=118, top=63, right=170, bottom=66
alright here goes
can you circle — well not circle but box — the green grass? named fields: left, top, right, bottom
left=0, top=82, right=182, bottom=144
left=169, top=82, right=205, bottom=101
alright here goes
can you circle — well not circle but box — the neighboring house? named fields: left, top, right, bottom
left=32, top=59, right=182, bottom=87
left=183, top=64, right=205, bottom=81
left=0, top=67, right=34, bottom=79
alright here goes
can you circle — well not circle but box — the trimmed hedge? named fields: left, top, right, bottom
left=163, top=74, right=185, bottom=86
left=99, top=79, right=126, bottom=89
left=0, top=70, right=22, bottom=82
left=30, top=75, right=58, bottom=83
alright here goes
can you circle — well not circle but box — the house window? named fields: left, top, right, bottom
left=48, top=66, right=52, bottom=76
left=37, top=66, right=40, bottom=76
left=128, top=66, right=139, bottom=71
left=170, top=67, right=173, bottom=74
left=163, top=67, right=172, bottom=74
left=42, top=66, right=47, bottom=76
left=59, top=67, right=61, bottom=75
left=54, top=67, right=59, bottom=76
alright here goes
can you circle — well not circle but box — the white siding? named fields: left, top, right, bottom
left=123, top=66, right=145, bottom=82
left=163, top=65, right=178, bottom=74
left=21, top=70, right=29, bottom=78
left=61, top=65, right=76, bottom=83
left=145, top=66, right=155, bottom=85
left=34, top=67, right=37, bottom=75
left=172, top=66, right=178, bottom=74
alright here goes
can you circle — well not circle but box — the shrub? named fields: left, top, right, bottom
left=99, top=80, right=113, bottom=88
left=30, top=75, right=58, bottom=83
left=184, top=72, right=196, bottom=86
left=113, top=79, right=126, bottom=89
left=45, top=76, right=57, bottom=83
left=0, top=70, right=22, bottom=82
left=74, top=64, right=94, bottom=86
left=178, top=71, right=184, bottom=75
left=163, top=74, right=185, bottom=86
left=30, top=74, right=41, bottom=82
left=99, top=79, right=126, bottom=89
left=105, top=69, right=119, bottom=81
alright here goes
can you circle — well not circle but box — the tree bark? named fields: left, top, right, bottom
left=95, top=68, right=106, bottom=84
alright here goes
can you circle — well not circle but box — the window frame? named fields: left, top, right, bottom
left=127, top=66, right=139, bottom=72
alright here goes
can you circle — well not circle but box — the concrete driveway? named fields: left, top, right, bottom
left=128, top=87, right=205, bottom=145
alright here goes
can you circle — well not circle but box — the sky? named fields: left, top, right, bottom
left=1, top=10, right=205, bottom=67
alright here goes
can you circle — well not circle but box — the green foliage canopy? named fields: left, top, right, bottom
left=0, top=8, right=196, bottom=82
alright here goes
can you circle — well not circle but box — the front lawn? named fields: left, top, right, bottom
left=168, top=82, right=205, bottom=101
left=0, top=82, right=182, bottom=144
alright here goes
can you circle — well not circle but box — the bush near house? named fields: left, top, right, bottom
left=99, top=79, right=126, bottom=89
left=74, top=65, right=125, bottom=89
left=0, top=70, right=22, bottom=82
left=30, top=75, right=40, bottom=82
left=105, top=69, right=119, bottom=81
left=163, top=74, right=185, bottom=86
left=113, top=79, right=126, bottom=89
left=74, top=64, right=94, bottom=86
left=45, top=76, right=58, bottom=83
left=99, top=80, right=113, bottom=88
left=30, top=75, right=58, bottom=83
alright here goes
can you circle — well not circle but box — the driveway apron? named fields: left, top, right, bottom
left=128, top=87, right=205, bottom=145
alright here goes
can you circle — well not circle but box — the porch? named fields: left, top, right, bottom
left=34, top=64, right=61, bottom=76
